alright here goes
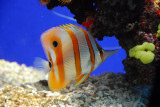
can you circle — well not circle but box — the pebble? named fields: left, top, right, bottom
left=0, top=59, right=149, bottom=106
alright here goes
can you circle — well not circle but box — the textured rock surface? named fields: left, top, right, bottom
left=0, top=60, right=150, bottom=106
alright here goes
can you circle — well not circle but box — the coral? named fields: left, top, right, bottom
left=41, top=0, right=160, bottom=85
left=140, top=51, right=155, bottom=64
left=129, top=42, right=155, bottom=64
left=156, top=24, right=160, bottom=38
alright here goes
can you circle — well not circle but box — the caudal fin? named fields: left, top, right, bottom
left=103, top=49, right=118, bottom=60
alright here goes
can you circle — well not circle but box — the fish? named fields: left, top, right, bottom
left=37, top=24, right=118, bottom=91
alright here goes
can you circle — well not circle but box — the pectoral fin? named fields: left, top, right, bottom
left=33, top=57, right=50, bottom=74
left=75, top=73, right=90, bottom=86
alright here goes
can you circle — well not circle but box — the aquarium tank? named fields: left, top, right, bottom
left=0, top=0, right=159, bottom=106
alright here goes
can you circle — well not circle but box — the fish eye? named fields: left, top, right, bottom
left=49, top=62, right=52, bottom=68
left=52, top=41, right=58, bottom=47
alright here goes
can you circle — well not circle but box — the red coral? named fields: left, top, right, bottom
left=141, top=21, right=147, bottom=26
left=82, top=20, right=95, bottom=27
left=145, top=0, right=154, bottom=4
left=152, top=34, right=157, bottom=39
left=155, top=10, right=160, bottom=17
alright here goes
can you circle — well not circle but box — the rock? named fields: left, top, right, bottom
left=0, top=60, right=150, bottom=106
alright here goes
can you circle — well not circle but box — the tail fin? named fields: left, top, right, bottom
left=103, top=49, right=118, bottom=60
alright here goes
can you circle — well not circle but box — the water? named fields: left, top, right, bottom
left=0, top=0, right=126, bottom=75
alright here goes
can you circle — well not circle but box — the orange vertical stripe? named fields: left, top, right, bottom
left=65, top=29, right=81, bottom=77
left=80, top=27, right=95, bottom=73
left=42, top=31, right=65, bottom=89
left=75, top=27, right=95, bottom=85
left=50, top=36, right=65, bottom=86
left=76, top=74, right=85, bottom=83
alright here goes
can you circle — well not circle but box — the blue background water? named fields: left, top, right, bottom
left=0, top=0, right=126, bottom=75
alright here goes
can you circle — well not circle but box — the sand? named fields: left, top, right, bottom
left=0, top=59, right=150, bottom=107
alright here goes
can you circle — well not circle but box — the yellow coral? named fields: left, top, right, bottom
left=142, top=42, right=155, bottom=51
left=140, top=51, right=155, bottom=64
left=135, top=51, right=145, bottom=59
left=158, top=24, right=160, bottom=30
left=129, top=48, right=136, bottom=57
left=129, top=42, right=155, bottom=64
left=134, top=45, right=145, bottom=51
left=156, top=24, right=160, bottom=38
left=157, top=33, right=160, bottom=38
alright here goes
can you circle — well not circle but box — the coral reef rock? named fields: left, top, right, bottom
left=0, top=60, right=150, bottom=106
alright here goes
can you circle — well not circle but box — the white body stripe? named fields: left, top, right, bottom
left=87, top=33, right=102, bottom=70
left=58, top=29, right=77, bottom=82
left=49, top=48, right=59, bottom=81
left=69, top=27, right=92, bottom=74
left=41, top=27, right=58, bottom=61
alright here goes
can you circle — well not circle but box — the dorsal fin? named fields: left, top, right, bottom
left=58, top=24, right=79, bottom=29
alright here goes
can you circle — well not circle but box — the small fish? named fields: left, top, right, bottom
left=38, top=24, right=118, bottom=91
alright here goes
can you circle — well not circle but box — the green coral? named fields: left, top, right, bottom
left=129, top=42, right=155, bottom=64
left=140, top=51, right=155, bottom=64
left=142, top=42, right=155, bottom=51
left=158, top=24, right=160, bottom=30
left=157, top=24, right=160, bottom=38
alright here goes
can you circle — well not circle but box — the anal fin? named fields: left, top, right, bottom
left=75, top=73, right=90, bottom=86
